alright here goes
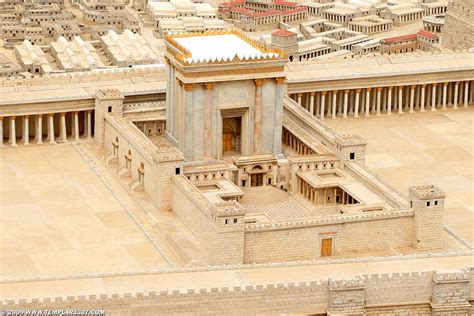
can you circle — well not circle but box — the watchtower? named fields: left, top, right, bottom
left=409, top=184, right=445, bottom=250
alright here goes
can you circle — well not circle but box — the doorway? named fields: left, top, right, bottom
left=321, top=238, right=332, bottom=257
left=222, top=116, right=242, bottom=155
left=250, top=165, right=264, bottom=187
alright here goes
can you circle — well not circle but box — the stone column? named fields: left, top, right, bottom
left=297, top=93, right=302, bottom=107
left=48, top=113, right=55, bottom=144
left=453, top=82, right=459, bottom=109
left=320, top=91, right=326, bottom=120
left=9, top=116, right=17, bottom=146
left=23, top=115, right=29, bottom=145
left=376, top=87, right=382, bottom=116
left=74, top=111, right=80, bottom=141
left=0, top=117, right=3, bottom=147
left=60, top=112, right=67, bottom=142
left=36, top=114, right=43, bottom=144
left=86, top=110, right=92, bottom=139
left=343, top=90, right=349, bottom=118
left=254, top=79, right=264, bottom=153
left=387, top=87, right=392, bottom=114
left=204, top=82, right=215, bottom=158
left=463, top=81, right=469, bottom=108
left=398, top=86, right=403, bottom=114
left=431, top=83, right=437, bottom=111
left=365, top=88, right=371, bottom=117
left=409, top=85, right=416, bottom=113
left=354, top=89, right=360, bottom=118
left=331, top=91, right=337, bottom=119
left=442, top=82, right=448, bottom=110
left=309, top=92, right=315, bottom=115
left=420, top=84, right=426, bottom=112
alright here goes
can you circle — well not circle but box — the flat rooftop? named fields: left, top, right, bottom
left=0, top=144, right=172, bottom=280
left=173, top=34, right=278, bottom=62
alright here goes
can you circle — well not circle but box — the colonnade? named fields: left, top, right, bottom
left=322, top=12, right=349, bottom=24
left=423, top=21, right=443, bottom=33
left=0, top=110, right=93, bottom=147
left=297, top=177, right=358, bottom=206
left=395, top=11, right=424, bottom=24
left=282, top=11, right=307, bottom=23
left=292, top=80, right=473, bottom=120
left=349, top=21, right=392, bottom=34
left=282, top=127, right=316, bottom=155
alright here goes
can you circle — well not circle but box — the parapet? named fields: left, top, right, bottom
left=328, top=276, right=366, bottom=290
left=96, top=89, right=125, bottom=100
left=432, top=270, right=469, bottom=283
left=335, top=133, right=367, bottom=146
left=409, top=184, right=445, bottom=200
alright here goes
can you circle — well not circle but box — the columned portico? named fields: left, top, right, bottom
left=431, top=83, right=437, bottom=111
left=343, top=90, right=349, bottom=118
left=36, top=114, right=43, bottom=144
left=453, top=82, right=459, bottom=109
left=320, top=91, right=326, bottom=120
left=74, top=111, right=80, bottom=141
left=365, top=88, right=371, bottom=117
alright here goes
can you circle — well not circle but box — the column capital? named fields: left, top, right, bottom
left=255, top=78, right=265, bottom=86
left=275, top=77, right=285, bottom=85
left=37, top=114, right=43, bottom=118
left=73, top=111, right=79, bottom=115
left=321, top=91, right=328, bottom=96
left=388, top=86, right=393, bottom=90
left=177, top=79, right=183, bottom=86
left=432, top=83, right=438, bottom=87
left=10, top=116, right=16, bottom=119
left=355, top=89, right=361, bottom=93
left=310, top=92, right=316, bottom=96
left=183, top=83, right=194, bottom=91
left=421, top=84, right=427, bottom=88
left=376, top=87, right=383, bottom=92
left=410, top=85, right=416, bottom=90
left=48, top=113, right=55, bottom=117
left=24, top=115, right=29, bottom=119
left=455, top=81, right=460, bottom=85
left=344, top=89, right=350, bottom=94
left=204, top=82, right=215, bottom=90
left=366, top=88, right=371, bottom=92
left=443, top=82, right=449, bottom=87
left=60, top=112, right=67, bottom=117
left=297, top=93, right=303, bottom=97
left=0, top=116, right=3, bottom=121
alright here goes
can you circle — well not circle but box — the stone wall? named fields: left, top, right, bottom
left=170, top=175, right=218, bottom=260
left=243, top=211, right=414, bottom=263
left=441, top=0, right=474, bottom=50
left=4, top=269, right=472, bottom=315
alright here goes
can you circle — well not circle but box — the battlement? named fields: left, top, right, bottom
left=329, top=276, right=366, bottom=290
left=335, top=133, right=367, bottom=146
left=432, top=270, right=469, bottom=283
left=409, top=184, right=445, bottom=200
left=95, top=89, right=124, bottom=100
left=215, top=201, right=246, bottom=217
left=165, top=29, right=286, bottom=66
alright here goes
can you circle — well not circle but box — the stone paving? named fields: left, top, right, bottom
left=0, top=143, right=172, bottom=279
left=326, top=108, right=474, bottom=244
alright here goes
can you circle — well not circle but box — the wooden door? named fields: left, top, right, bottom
left=321, top=238, right=332, bottom=257
left=256, top=173, right=263, bottom=186
left=251, top=174, right=263, bottom=187
left=223, top=126, right=233, bottom=152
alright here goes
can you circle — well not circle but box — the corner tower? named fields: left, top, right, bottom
left=164, top=30, right=288, bottom=161
left=409, top=184, right=445, bottom=251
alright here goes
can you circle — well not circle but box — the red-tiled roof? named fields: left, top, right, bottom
left=220, top=0, right=245, bottom=7
left=274, top=0, right=298, bottom=6
left=383, top=33, right=417, bottom=43
left=417, top=29, right=437, bottom=39
left=272, top=29, right=296, bottom=37
left=247, top=9, right=280, bottom=17
left=231, top=6, right=252, bottom=14
left=281, top=7, right=307, bottom=15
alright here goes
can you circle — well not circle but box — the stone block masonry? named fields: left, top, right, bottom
left=3, top=268, right=473, bottom=315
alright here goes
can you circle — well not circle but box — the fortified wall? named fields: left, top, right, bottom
left=442, top=0, right=474, bottom=50
left=3, top=268, right=473, bottom=315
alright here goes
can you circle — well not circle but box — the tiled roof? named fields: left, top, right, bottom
left=272, top=29, right=296, bottom=37
left=382, top=33, right=417, bottom=43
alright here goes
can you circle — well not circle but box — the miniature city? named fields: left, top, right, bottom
left=0, top=0, right=473, bottom=313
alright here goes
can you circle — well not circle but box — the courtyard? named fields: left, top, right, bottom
left=326, top=108, right=474, bottom=244
left=0, top=143, right=172, bottom=279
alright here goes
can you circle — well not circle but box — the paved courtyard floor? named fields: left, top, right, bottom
left=0, top=143, right=172, bottom=279
left=326, top=108, right=474, bottom=244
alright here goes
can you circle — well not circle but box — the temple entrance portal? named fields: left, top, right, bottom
left=250, top=165, right=264, bottom=187
left=222, top=117, right=241, bottom=155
